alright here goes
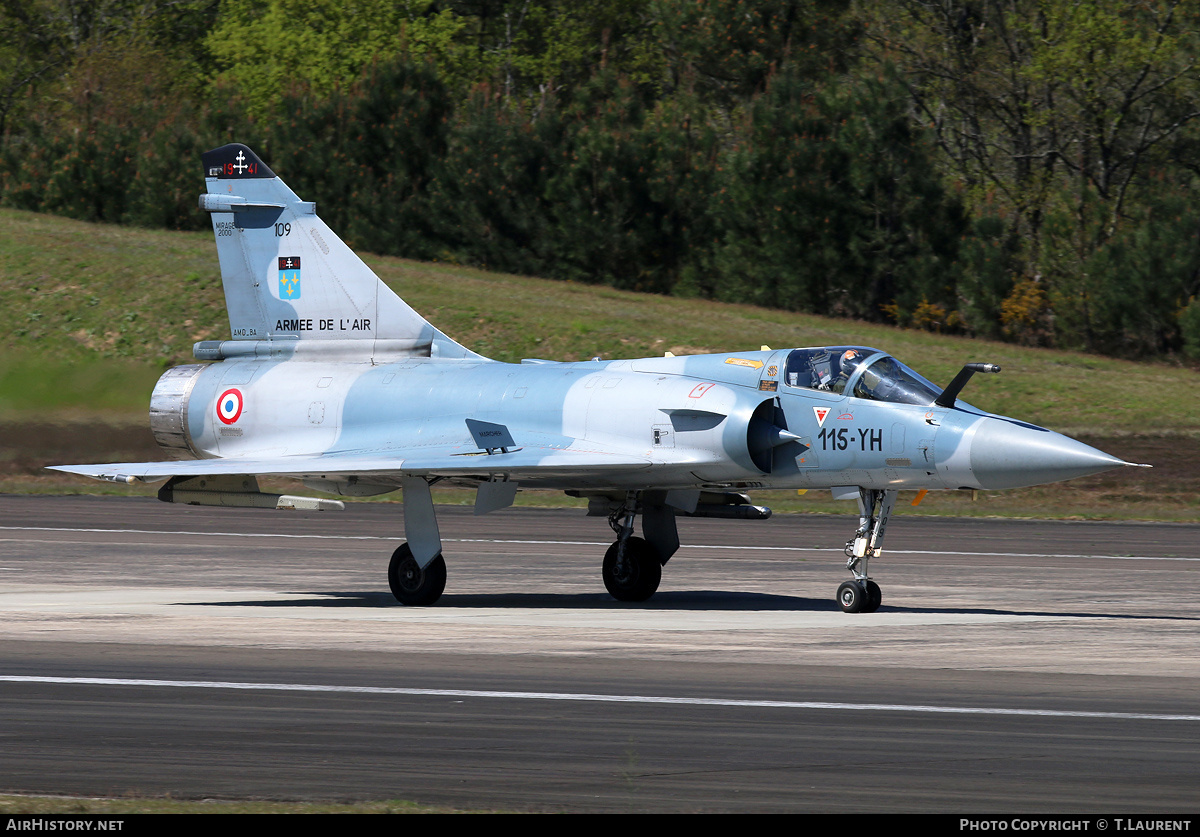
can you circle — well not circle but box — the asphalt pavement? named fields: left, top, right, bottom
left=0, top=495, right=1197, bottom=812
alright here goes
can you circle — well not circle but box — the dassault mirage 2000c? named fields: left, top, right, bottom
left=52, top=144, right=1145, bottom=613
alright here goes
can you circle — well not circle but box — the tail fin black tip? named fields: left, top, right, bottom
left=202, top=144, right=276, bottom=180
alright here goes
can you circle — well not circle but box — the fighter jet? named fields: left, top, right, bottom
left=51, top=144, right=1145, bottom=613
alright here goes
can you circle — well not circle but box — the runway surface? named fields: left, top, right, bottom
left=0, top=494, right=1198, bottom=812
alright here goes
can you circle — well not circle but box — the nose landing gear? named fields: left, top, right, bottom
left=838, top=488, right=895, bottom=613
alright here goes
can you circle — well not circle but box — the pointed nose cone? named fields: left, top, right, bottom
left=969, top=418, right=1128, bottom=490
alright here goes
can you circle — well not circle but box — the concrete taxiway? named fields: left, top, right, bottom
left=0, top=495, right=1197, bottom=812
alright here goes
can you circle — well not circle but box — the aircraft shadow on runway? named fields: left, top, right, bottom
left=189, top=590, right=838, bottom=611
left=180, top=592, right=1200, bottom=619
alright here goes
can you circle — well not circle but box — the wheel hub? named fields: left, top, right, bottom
left=398, top=563, right=421, bottom=589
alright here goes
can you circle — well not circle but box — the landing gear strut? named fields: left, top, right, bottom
left=602, top=492, right=664, bottom=602
left=838, top=488, right=895, bottom=613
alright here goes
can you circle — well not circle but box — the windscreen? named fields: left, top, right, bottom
left=851, top=356, right=942, bottom=406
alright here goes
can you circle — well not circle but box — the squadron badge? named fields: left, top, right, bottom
left=278, top=256, right=301, bottom=299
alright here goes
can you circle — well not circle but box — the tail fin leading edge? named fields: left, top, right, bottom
left=198, top=143, right=478, bottom=361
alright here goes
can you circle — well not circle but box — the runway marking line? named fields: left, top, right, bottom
left=2, top=675, right=1198, bottom=722
left=0, top=526, right=1193, bottom=562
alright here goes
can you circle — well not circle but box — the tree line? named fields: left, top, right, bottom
left=3, top=0, right=1200, bottom=361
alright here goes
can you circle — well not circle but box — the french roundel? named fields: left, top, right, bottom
left=216, top=388, right=244, bottom=424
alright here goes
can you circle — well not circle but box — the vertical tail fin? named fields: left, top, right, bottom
left=197, top=143, right=479, bottom=361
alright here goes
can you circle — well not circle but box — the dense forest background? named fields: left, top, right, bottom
left=3, top=0, right=1200, bottom=362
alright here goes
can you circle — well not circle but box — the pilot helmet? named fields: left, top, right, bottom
left=838, top=349, right=865, bottom=378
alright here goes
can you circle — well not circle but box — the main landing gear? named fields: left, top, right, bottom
left=388, top=543, right=446, bottom=606
left=601, top=491, right=677, bottom=602
left=837, top=488, right=896, bottom=614
left=602, top=537, right=661, bottom=601
left=387, top=476, right=448, bottom=606
left=384, top=480, right=682, bottom=607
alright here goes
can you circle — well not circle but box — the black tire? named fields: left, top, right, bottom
left=602, top=537, right=662, bottom=602
left=837, top=580, right=866, bottom=613
left=863, top=580, right=882, bottom=613
left=388, top=543, right=447, bottom=606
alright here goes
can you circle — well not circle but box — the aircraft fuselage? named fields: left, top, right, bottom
left=157, top=347, right=1112, bottom=497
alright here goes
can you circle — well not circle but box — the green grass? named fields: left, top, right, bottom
left=380, top=258, right=1200, bottom=437
left=1, top=208, right=1197, bottom=521
left=3, top=207, right=1197, bottom=433
left=0, top=357, right=162, bottom=418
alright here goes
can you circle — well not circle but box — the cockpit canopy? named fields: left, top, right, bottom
left=784, top=346, right=943, bottom=406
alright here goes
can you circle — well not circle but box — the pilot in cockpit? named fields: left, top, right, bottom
left=831, top=348, right=865, bottom=393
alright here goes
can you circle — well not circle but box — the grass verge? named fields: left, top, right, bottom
left=2, top=209, right=1196, bottom=521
